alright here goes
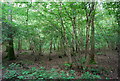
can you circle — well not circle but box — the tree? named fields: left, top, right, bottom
left=84, top=2, right=96, bottom=64
left=102, top=2, right=119, bottom=52
left=58, top=2, right=72, bottom=63
left=3, top=2, right=16, bottom=60
left=90, top=2, right=95, bottom=64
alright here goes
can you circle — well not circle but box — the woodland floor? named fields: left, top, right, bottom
left=2, top=49, right=118, bottom=79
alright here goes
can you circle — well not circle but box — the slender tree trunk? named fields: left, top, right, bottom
left=18, top=38, right=22, bottom=53
left=90, top=2, right=95, bottom=63
left=77, top=22, right=83, bottom=52
left=29, top=39, right=35, bottom=55
left=57, top=41, right=60, bottom=51
left=29, top=40, right=32, bottom=50
left=85, top=2, right=95, bottom=65
left=54, top=42, right=56, bottom=51
left=67, top=4, right=78, bottom=54
left=58, top=3, right=72, bottom=63
left=85, top=5, right=91, bottom=59
left=49, top=39, right=52, bottom=61
left=71, top=17, right=76, bottom=54
left=85, top=2, right=96, bottom=64
left=39, top=39, right=42, bottom=55
left=73, top=16, right=79, bottom=53
left=39, top=45, right=42, bottom=55
left=59, top=17, right=66, bottom=55
left=26, top=3, right=33, bottom=52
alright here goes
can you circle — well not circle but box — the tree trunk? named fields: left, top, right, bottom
left=7, top=36, right=16, bottom=60
left=54, top=42, right=56, bottom=51
left=85, top=2, right=95, bottom=64
left=73, top=16, right=79, bottom=53
left=18, top=38, right=22, bottom=53
left=7, top=2, right=16, bottom=60
left=49, top=39, right=52, bottom=61
left=29, top=41, right=32, bottom=50
left=58, top=3, right=72, bottom=63
left=85, top=3, right=91, bottom=59
left=90, top=2, right=95, bottom=64
left=39, top=40, right=42, bottom=55
left=57, top=41, right=60, bottom=51
left=29, top=39, right=35, bottom=55
left=71, top=17, right=76, bottom=54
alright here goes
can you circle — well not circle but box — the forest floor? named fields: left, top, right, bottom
left=2, top=49, right=118, bottom=79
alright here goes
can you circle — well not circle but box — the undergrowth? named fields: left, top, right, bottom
left=2, top=63, right=110, bottom=80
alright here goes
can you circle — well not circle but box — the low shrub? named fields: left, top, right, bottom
left=3, top=63, right=109, bottom=79
left=80, top=71, right=101, bottom=79
left=3, top=63, right=76, bottom=79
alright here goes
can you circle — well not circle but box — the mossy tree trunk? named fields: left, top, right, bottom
left=7, top=36, right=16, bottom=60
left=6, top=2, right=16, bottom=60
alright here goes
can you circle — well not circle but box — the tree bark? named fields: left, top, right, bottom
left=54, top=42, right=56, bottom=51
left=57, top=41, right=60, bottom=51
left=90, top=2, right=95, bottom=63
left=39, top=39, right=42, bottom=55
left=18, top=38, right=22, bottom=53
left=7, top=2, right=16, bottom=60
left=85, top=3, right=91, bottom=59
left=85, top=2, right=95, bottom=64
left=71, top=16, right=77, bottom=54
left=49, top=39, right=52, bottom=61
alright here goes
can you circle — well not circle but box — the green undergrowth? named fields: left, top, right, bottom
left=2, top=63, right=76, bottom=79
left=82, top=65, right=110, bottom=79
left=2, top=63, right=110, bottom=80
left=63, top=63, right=72, bottom=70
left=80, top=71, right=101, bottom=79
left=89, top=59, right=97, bottom=64
left=96, top=52, right=103, bottom=55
